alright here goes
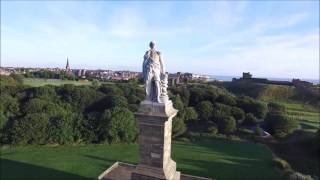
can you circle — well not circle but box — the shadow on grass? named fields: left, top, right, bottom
left=173, top=137, right=281, bottom=180
left=1, top=158, right=89, bottom=180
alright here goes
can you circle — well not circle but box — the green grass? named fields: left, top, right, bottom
left=0, top=138, right=280, bottom=180
left=22, top=78, right=116, bottom=87
left=275, top=101, right=319, bottom=132
left=23, top=78, right=92, bottom=87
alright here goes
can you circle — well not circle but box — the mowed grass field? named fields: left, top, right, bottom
left=279, top=101, right=319, bottom=132
left=1, top=137, right=280, bottom=180
left=23, top=78, right=92, bottom=87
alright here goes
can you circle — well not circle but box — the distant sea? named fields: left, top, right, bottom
left=209, top=75, right=319, bottom=85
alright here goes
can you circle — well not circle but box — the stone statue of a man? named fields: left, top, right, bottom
left=142, top=41, right=169, bottom=103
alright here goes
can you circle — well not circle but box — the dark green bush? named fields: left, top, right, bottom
left=242, top=113, right=258, bottom=126
left=208, top=126, right=218, bottom=135
left=196, top=101, right=213, bottom=121
left=217, top=116, right=236, bottom=134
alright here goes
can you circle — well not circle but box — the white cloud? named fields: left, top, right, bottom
left=177, top=30, right=319, bottom=79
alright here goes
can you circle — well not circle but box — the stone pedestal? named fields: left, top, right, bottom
left=97, top=100, right=213, bottom=180
left=131, top=100, right=180, bottom=180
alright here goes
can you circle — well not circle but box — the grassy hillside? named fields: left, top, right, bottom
left=257, top=85, right=296, bottom=101
left=1, top=137, right=280, bottom=180
left=279, top=102, right=319, bottom=132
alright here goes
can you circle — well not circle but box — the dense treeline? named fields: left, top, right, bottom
left=0, top=75, right=142, bottom=145
left=0, top=75, right=300, bottom=145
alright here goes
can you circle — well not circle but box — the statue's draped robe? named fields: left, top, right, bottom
left=143, top=50, right=163, bottom=102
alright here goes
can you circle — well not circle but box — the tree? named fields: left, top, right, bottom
left=172, top=117, right=186, bottom=138
left=216, top=94, right=236, bottom=106
left=217, top=116, right=236, bottom=134
left=106, top=95, right=128, bottom=109
left=189, top=87, right=206, bottom=106
left=172, top=95, right=185, bottom=119
left=46, top=112, right=75, bottom=144
left=99, top=107, right=137, bottom=143
left=99, top=84, right=123, bottom=96
left=10, top=113, right=49, bottom=144
left=236, top=96, right=267, bottom=119
left=213, top=103, right=232, bottom=116
left=204, top=88, right=219, bottom=103
left=231, top=107, right=245, bottom=120
left=91, top=79, right=100, bottom=87
left=0, top=93, right=19, bottom=118
left=231, top=107, right=245, bottom=129
left=184, top=107, right=198, bottom=122
left=264, top=113, right=298, bottom=137
left=58, top=85, right=105, bottom=112
left=29, top=86, right=59, bottom=102
left=242, top=113, right=258, bottom=126
left=196, top=101, right=213, bottom=121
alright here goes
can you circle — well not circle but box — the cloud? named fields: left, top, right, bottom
left=1, top=1, right=318, bottom=79
left=178, top=30, right=319, bottom=79
left=209, top=1, right=248, bottom=29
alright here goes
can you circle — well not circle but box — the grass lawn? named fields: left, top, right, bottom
left=22, top=78, right=116, bottom=87
left=0, top=137, right=280, bottom=180
left=23, top=78, right=92, bottom=87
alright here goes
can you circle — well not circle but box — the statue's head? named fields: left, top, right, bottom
left=149, top=41, right=156, bottom=49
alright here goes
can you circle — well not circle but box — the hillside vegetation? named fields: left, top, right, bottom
left=224, top=81, right=319, bottom=106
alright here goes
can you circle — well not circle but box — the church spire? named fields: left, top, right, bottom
left=66, top=58, right=70, bottom=70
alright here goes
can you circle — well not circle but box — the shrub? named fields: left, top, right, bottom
left=231, top=107, right=245, bottom=121
left=264, top=113, right=299, bottom=137
left=242, top=113, right=258, bottom=126
left=184, top=107, right=198, bottom=122
left=208, top=126, right=218, bottom=135
left=217, top=116, right=236, bottom=134
left=255, top=126, right=264, bottom=136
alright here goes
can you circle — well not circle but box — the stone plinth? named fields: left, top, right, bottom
left=132, top=100, right=180, bottom=180
left=97, top=161, right=213, bottom=180
left=97, top=100, right=213, bottom=180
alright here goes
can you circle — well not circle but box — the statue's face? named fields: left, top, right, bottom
left=149, top=41, right=155, bottom=49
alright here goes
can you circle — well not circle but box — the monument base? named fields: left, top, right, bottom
left=96, top=101, right=213, bottom=180
left=97, top=162, right=213, bottom=180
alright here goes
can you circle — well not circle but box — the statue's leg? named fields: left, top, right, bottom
left=145, top=69, right=154, bottom=101
left=154, top=72, right=161, bottom=102
left=145, top=79, right=151, bottom=101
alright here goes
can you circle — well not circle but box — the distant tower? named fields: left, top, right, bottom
left=66, top=58, right=71, bottom=75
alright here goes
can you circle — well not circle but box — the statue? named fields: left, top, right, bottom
left=142, top=41, right=169, bottom=103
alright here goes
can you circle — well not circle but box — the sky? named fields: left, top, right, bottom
left=1, top=1, right=319, bottom=79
